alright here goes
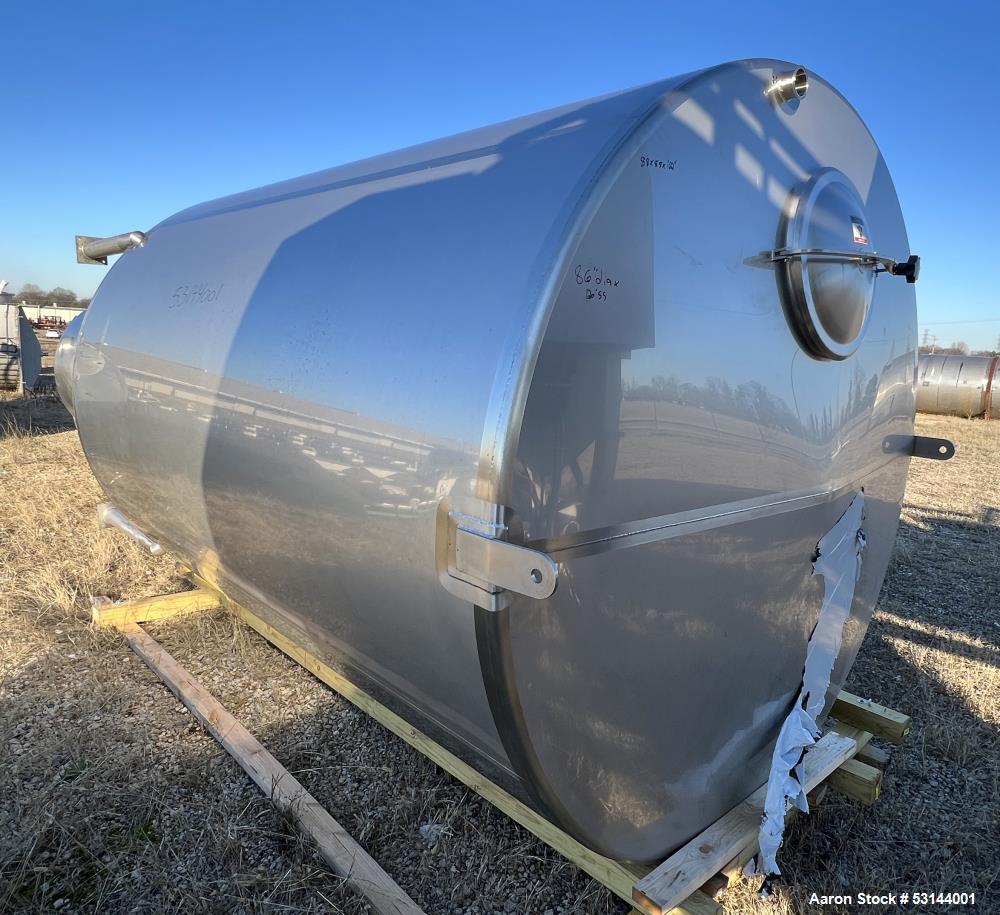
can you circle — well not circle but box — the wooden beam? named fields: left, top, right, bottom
left=182, top=570, right=718, bottom=915
left=829, top=721, right=874, bottom=753
left=855, top=743, right=890, bottom=769
left=630, top=903, right=721, bottom=915
left=720, top=841, right=758, bottom=887
left=91, top=588, right=219, bottom=628
left=715, top=728, right=868, bottom=887
left=826, top=758, right=883, bottom=805
left=832, top=691, right=910, bottom=744
left=719, top=781, right=832, bottom=887
left=120, top=623, right=425, bottom=915
left=697, top=874, right=728, bottom=900
left=632, top=730, right=858, bottom=915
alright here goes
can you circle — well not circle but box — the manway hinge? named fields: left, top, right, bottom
left=441, top=508, right=558, bottom=611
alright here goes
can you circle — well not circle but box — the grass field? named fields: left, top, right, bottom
left=1, top=392, right=997, bottom=914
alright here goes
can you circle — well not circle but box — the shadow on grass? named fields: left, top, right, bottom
left=0, top=609, right=628, bottom=915
left=768, top=508, right=999, bottom=913
left=885, top=509, right=1000, bottom=645
left=0, top=392, right=74, bottom=438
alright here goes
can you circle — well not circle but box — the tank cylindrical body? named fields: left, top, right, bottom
left=59, top=59, right=918, bottom=863
left=917, top=352, right=999, bottom=417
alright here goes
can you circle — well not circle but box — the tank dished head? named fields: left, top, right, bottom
left=54, top=311, right=84, bottom=417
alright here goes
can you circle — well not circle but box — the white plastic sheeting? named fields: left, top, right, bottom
left=752, top=491, right=866, bottom=875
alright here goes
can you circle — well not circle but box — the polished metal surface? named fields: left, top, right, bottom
left=451, top=524, right=558, bottom=602
left=917, top=353, right=999, bottom=417
left=60, top=59, right=917, bottom=864
left=76, top=231, right=147, bottom=266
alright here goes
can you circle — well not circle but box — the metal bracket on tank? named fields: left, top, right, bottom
left=882, top=434, right=955, bottom=461
left=911, top=436, right=956, bottom=460
left=441, top=507, right=558, bottom=611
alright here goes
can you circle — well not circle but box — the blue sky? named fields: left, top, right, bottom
left=4, top=1, right=997, bottom=349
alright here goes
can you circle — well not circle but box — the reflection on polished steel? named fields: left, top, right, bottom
left=917, top=353, right=1000, bottom=418
left=59, top=59, right=919, bottom=864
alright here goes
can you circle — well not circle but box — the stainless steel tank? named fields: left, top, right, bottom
left=58, top=59, right=921, bottom=864
left=917, top=352, right=999, bottom=417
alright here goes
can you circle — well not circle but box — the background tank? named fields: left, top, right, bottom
left=917, top=352, right=999, bottom=417
left=58, top=59, right=919, bottom=864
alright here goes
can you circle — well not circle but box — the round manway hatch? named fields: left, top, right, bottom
left=779, top=168, right=876, bottom=360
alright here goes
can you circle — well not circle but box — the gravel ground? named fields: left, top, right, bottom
left=1, top=394, right=997, bottom=915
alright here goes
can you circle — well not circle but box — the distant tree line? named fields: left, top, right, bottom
left=13, top=283, right=90, bottom=309
left=918, top=341, right=999, bottom=357
left=623, top=369, right=882, bottom=443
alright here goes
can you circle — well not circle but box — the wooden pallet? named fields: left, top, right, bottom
left=95, top=581, right=908, bottom=915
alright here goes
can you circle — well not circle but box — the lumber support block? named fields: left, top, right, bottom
left=697, top=874, right=729, bottom=900
left=831, top=691, right=910, bottom=744
left=855, top=743, right=891, bottom=769
left=827, top=758, right=883, bottom=805
left=720, top=843, right=758, bottom=887
left=91, top=588, right=219, bottom=628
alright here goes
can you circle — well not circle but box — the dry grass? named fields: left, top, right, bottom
left=721, top=414, right=1000, bottom=914
left=1, top=393, right=997, bottom=914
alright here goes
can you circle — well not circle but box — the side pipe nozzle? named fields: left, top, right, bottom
left=76, top=231, right=147, bottom=266
left=97, top=503, right=164, bottom=555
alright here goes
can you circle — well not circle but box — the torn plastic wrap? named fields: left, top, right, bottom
left=752, top=492, right=867, bottom=875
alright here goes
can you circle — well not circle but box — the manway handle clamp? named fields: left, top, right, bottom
left=769, top=248, right=920, bottom=283
left=76, top=231, right=147, bottom=266
left=440, top=505, right=558, bottom=611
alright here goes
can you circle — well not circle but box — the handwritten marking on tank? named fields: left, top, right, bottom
left=169, top=282, right=225, bottom=308
left=640, top=155, right=676, bottom=170
left=574, top=264, right=620, bottom=302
